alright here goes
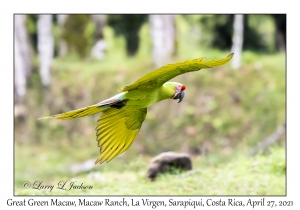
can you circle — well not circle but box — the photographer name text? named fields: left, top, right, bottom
left=22, top=181, right=93, bottom=192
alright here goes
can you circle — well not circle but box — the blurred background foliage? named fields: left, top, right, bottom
left=14, top=14, right=286, bottom=195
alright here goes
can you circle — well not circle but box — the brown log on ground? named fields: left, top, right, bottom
left=147, top=152, right=192, bottom=181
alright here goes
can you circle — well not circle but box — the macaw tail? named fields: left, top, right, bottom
left=38, top=92, right=127, bottom=120
left=38, top=105, right=108, bottom=120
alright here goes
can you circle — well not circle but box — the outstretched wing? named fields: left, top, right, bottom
left=119, top=53, right=234, bottom=92
left=95, top=107, right=147, bottom=164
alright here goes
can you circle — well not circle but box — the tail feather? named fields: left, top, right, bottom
left=38, top=105, right=108, bottom=120
left=38, top=92, right=127, bottom=120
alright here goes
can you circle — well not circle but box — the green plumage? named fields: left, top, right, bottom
left=39, top=53, right=233, bottom=164
left=119, top=53, right=233, bottom=92
left=95, top=108, right=147, bottom=163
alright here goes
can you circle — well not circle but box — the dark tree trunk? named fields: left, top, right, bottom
left=272, top=14, right=286, bottom=52
left=107, top=14, right=147, bottom=57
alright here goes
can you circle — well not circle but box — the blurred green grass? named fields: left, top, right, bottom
left=15, top=146, right=285, bottom=195
left=15, top=50, right=286, bottom=195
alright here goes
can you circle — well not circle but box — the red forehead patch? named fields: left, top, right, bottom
left=181, top=85, right=186, bottom=91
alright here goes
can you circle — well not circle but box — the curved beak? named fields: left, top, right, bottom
left=173, top=90, right=185, bottom=103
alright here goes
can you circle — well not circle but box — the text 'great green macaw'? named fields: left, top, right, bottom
left=39, top=53, right=234, bottom=164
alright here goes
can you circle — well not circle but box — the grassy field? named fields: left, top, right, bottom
left=14, top=49, right=286, bottom=195
left=15, top=145, right=285, bottom=195
left=14, top=20, right=286, bottom=196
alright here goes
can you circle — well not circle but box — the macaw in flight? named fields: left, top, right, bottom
left=39, top=53, right=233, bottom=164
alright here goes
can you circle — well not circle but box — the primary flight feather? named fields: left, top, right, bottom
left=39, top=53, right=234, bottom=164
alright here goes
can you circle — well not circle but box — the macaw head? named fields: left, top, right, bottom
left=162, top=82, right=186, bottom=103
left=173, top=83, right=186, bottom=103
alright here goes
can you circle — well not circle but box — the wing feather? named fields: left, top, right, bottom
left=118, top=53, right=233, bottom=92
left=106, top=139, right=126, bottom=162
left=100, top=142, right=120, bottom=163
left=100, top=126, right=126, bottom=152
left=95, top=107, right=147, bottom=164
left=118, top=132, right=138, bottom=154
left=98, top=124, right=125, bottom=145
left=96, top=121, right=120, bottom=137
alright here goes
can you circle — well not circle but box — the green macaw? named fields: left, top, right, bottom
left=39, top=53, right=233, bottom=164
